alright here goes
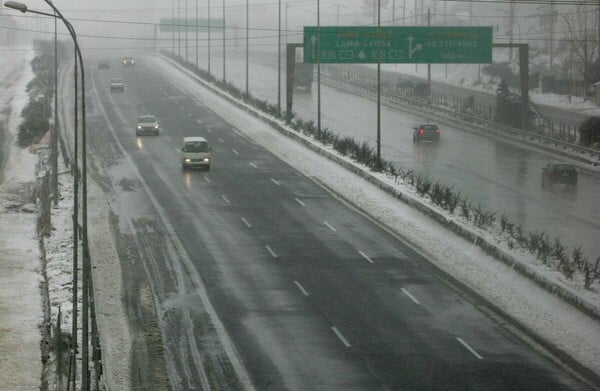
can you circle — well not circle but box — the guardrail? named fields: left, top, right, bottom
left=321, top=70, right=600, bottom=165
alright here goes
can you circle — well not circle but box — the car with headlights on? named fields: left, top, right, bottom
left=110, top=77, right=124, bottom=92
left=122, top=56, right=135, bottom=66
left=181, top=137, right=211, bottom=170
left=136, top=115, right=159, bottom=136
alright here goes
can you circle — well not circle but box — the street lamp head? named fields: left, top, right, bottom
left=4, top=1, right=28, bottom=12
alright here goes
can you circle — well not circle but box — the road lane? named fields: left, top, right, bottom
left=86, top=57, right=589, bottom=390
left=192, top=49, right=600, bottom=261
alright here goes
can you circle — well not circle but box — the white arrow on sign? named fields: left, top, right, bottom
left=310, top=35, right=318, bottom=60
left=358, top=50, right=366, bottom=60
left=407, top=34, right=422, bottom=59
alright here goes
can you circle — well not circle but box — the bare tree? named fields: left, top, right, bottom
left=562, top=2, right=599, bottom=96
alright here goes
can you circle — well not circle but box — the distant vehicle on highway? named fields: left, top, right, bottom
left=294, top=63, right=313, bottom=91
left=136, top=115, right=159, bottom=136
left=97, top=60, right=110, bottom=69
left=110, top=77, right=124, bottom=92
left=542, top=162, right=577, bottom=189
left=122, top=56, right=135, bottom=66
left=413, top=124, right=440, bottom=143
left=181, top=137, right=211, bottom=170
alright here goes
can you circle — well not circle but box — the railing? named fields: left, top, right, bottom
left=321, top=68, right=600, bottom=164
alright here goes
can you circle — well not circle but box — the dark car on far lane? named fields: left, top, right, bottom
left=413, top=124, right=440, bottom=143
left=542, top=162, right=578, bottom=189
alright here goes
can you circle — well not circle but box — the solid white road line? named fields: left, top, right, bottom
left=294, top=198, right=306, bottom=207
left=401, top=288, right=421, bottom=304
left=221, top=195, right=230, bottom=204
left=358, top=250, right=374, bottom=264
left=294, top=281, right=309, bottom=296
left=270, top=178, right=281, bottom=186
left=456, top=337, right=483, bottom=360
left=249, top=163, right=258, bottom=169
left=232, top=149, right=239, bottom=155
left=265, top=245, right=278, bottom=258
left=218, top=138, right=224, bottom=143
left=203, top=177, right=211, bottom=183
left=241, top=218, right=252, bottom=228
left=331, top=327, right=351, bottom=348
left=323, top=221, right=337, bottom=232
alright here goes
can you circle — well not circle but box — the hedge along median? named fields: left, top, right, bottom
left=159, top=52, right=600, bottom=323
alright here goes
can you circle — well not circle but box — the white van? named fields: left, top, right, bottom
left=180, top=136, right=211, bottom=170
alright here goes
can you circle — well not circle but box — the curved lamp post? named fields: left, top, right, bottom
left=3, top=1, right=89, bottom=390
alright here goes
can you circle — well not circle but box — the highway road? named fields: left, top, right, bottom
left=182, top=47, right=600, bottom=263
left=84, top=55, right=590, bottom=390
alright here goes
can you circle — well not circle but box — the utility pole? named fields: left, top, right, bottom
left=392, top=0, right=395, bottom=25
left=171, top=0, right=174, bottom=53
left=402, top=0, right=406, bottom=25
left=177, top=0, right=181, bottom=56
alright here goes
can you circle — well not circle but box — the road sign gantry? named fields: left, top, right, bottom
left=303, top=26, right=493, bottom=64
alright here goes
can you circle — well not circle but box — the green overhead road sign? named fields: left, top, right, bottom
left=160, top=18, right=223, bottom=33
left=303, top=26, right=493, bottom=64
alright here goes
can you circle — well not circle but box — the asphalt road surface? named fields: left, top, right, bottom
left=86, top=56, right=590, bottom=390
left=182, top=47, right=600, bottom=263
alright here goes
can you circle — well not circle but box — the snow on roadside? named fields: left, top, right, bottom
left=153, top=55, right=600, bottom=376
left=0, top=49, right=44, bottom=391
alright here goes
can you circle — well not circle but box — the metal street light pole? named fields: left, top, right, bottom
left=185, top=0, right=188, bottom=61
left=222, top=0, right=226, bottom=81
left=52, top=12, right=58, bottom=205
left=4, top=2, right=88, bottom=389
left=246, top=0, right=249, bottom=94
left=377, top=0, right=381, bottom=166
left=195, top=0, right=198, bottom=67
left=208, top=0, right=211, bottom=75
left=177, top=0, right=181, bottom=56
left=317, top=0, right=321, bottom=133
left=278, top=0, right=281, bottom=114
left=172, top=0, right=175, bottom=53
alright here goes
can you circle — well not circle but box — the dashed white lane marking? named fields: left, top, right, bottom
left=294, top=198, right=306, bottom=207
left=203, top=177, right=211, bottom=183
left=401, top=288, right=421, bottom=304
left=323, top=221, right=337, bottom=232
left=294, top=281, right=309, bottom=296
left=232, top=149, right=239, bottom=155
left=331, top=327, right=351, bottom=348
left=195, top=119, right=202, bottom=125
left=265, top=245, right=278, bottom=258
left=270, top=178, right=280, bottom=186
left=221, top=195, right=230, bottom=204
left=218, top=137, right=224, bottom=143
left=249, top=163, right=258, bottom=169
left=206, top=128, right=213, bottom=133
left=456, top=337, right=483, bottom=360
left=358, top=250, right=374, bottom=264
left=241, top=217, right=252, bottom=228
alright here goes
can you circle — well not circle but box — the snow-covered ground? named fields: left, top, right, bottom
left=1, top=46, right=599, bottom=390
left=0, top=49, right=44, bottom=391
